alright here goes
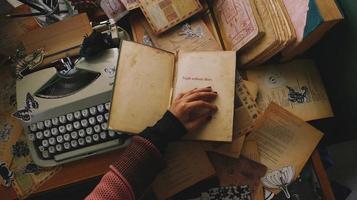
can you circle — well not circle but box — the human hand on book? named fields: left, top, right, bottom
left=169, top=87, right=218, bottom=132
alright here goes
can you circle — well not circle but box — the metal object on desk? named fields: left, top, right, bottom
left=15, top=48, right=131, bottom=167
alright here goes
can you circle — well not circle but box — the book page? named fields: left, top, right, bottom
left=247, top=103, right=323, bottom=176
left=139, top=0, right=202, bottom=33
left=212, top=0, right=260, bottom=51
left=173, top=51, right=236, bottom=141
left=152, top=142, right=215, bottom=200
left=109, top=41, right=175, bottom=133
left=246, top=59, right=334, bottom=121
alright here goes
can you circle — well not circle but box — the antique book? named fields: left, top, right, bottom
left=238, top=0, right=297, bottom=67
left=109, top=41, right=236, bottom=141
left=247, top=103, right=323, bottom=179
left=138, top=0, right=203, bottom=34
left=152, top=142, right=215, bottom=200
left=130, top=13, right=222, bottom=52
left=246, top=59, right=333, bottom=121
left=282, top=0, right=343, bottom=60
left=212, top=0, right=263, bottom=51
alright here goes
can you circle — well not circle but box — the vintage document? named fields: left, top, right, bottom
left=246, top=59, right=334, bottom=121
left=201, top=135, right=246, bottom=158
left=139, top=0, right=203, bottom=34
left=120, top=0, right=140, bottom=10
left=174, top=51, right=236, bottom=141
left=152, top=142, right=215, bottom=200
left=208, top=152, right=267, bottom=200
left=241, top=140, right=264, bottom=200
left=212, top=0, right=261, bottom=51
left=130, top=13, right=222, bottom=52
left=10, top=134, right=61, bottom=199
left=0, top=114, right=23, bottom=166
left=247, top=103, right=323, bottom=178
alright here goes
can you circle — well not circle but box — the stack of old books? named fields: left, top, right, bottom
left=121, top=0, right=342, bottom=67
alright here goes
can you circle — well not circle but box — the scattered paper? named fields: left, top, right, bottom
left=246, top=59, right=334, bottom=121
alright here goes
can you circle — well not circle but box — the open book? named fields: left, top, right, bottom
left=108, top=41, right=236, bottom=141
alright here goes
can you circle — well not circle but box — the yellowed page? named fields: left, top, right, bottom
left=247, top=103, right=323, bottom=177
left=173, top=51, right=236, bottom=141
left=246, top=59, right=334, bottom=121
left=243, top=80, right=259, bottom=100
left=139, top=0, right=202, bottom=34
left=152, top=142, right=215, bottom=200
left=109, top=41, right=175, bottom=133
left=201, top=135, right=246, bottom=158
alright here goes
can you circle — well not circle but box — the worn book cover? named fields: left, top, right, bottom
left=139, top=0, right=203, bottom=34
left=109, top=41, right=236, bottom=141
left=212, top=0, right=262, bottom=51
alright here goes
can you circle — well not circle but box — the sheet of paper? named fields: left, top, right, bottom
left=174, top=51, right=236, bottom=141
left=208, top=152, right=267, bottom=200
left=101, top=0, right=128, bottom=22
left=152, top=142, right=215, bottom=200
left=0, top=114, right=23, bottom=166
left=247, top=103, right=323, bottom=177
left=201, top=135, right=246, bottom=158
left=234, top=74, right=261, bottom=137
left=212, top=0, right=260, bottom=51
left=10, top=134, right=61, bottom=199
left=246, top=59, right=333, bottom=121
left=139, top=0, right=202, bottom=34
left=241, top=140, right=264, bottom=200
left=131, top=13, right=222, bottom=52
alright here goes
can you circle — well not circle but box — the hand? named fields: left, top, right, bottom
left=169, top=87, right=218, bottom=132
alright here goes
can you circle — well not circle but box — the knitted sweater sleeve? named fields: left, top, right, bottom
left=86, top=111, right=187, bottom=200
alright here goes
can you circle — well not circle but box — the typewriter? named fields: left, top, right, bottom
left=15, top=48, right=130, bottom=167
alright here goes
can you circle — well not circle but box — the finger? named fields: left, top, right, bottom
left=182, top=87, right=213, bottom=98
left=185, top=100, right=218, bottom=112
left=186, top=115, right=212, bottom=132
left=185, top=91, right=217, bottom=102
left=175, top=92, right=185, bottom=100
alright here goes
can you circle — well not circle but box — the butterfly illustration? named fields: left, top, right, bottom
left=0, top=161, right=14, bottom=187
left=12, top=93, right=39, bottom=122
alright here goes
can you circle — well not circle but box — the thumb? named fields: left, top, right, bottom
left=186, top=115, right=212, bottom=132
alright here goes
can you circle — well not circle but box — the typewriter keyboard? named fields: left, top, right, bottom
left=27, top=102, right=127, bottom=160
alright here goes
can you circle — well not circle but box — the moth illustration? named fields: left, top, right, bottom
left=287, top=86, right=308, bottom=104
left=21, top=162, right=42, bottom=175
left=0, top=161, right=14, bottom=187
left=12, top=93, right=39, bottom=122
left=179, top=23, right=204, bottom=39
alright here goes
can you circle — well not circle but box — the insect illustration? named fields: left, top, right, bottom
left=0, top=124, right=13, bottom=142
left=0, top=161, right=14, bottom=187
left=286, top=86, right=308, bottom=104
left=12, top=93, right=39, bottom=122
left=179, top=23, right=204, bottom=39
